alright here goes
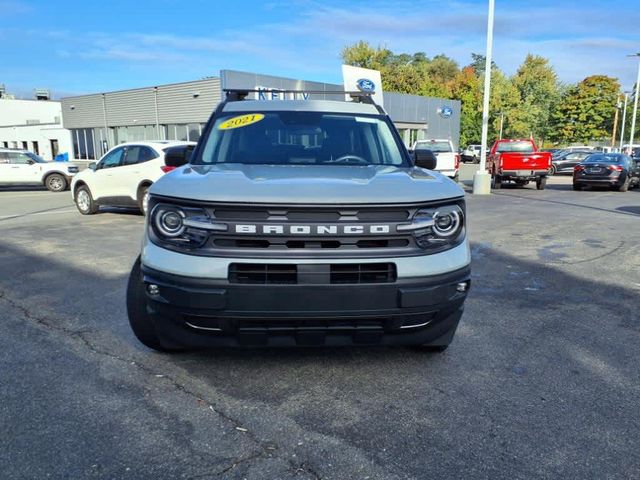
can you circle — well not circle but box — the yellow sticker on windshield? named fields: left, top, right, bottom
left=218, top=113, right=265, bottom=130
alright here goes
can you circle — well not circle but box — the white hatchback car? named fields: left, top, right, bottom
left=71, top=141, right=195, bottom=215
left=0, top=148, right=79, bottom=191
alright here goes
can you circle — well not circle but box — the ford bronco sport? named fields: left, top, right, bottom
left=126, top=90, right=471, bottom=352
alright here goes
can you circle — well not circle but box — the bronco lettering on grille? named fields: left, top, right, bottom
left=234, top=225, right=391, bottom=235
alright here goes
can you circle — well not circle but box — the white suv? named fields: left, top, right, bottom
left=0, top=148, right=78, bottom=191
left=413, top=139, right=459, bottom=181
left=71, top=141, right=195, bottom=215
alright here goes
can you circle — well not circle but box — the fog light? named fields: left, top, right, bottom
left=147, top=284, right=160, bottom=295
left=456, top=281, right=469, bottom=292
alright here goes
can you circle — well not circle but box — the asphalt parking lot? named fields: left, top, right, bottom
left=1, top=177, right=639, bottom=480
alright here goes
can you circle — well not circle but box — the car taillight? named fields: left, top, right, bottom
left=608, top=165, right=623, bottom=171
left=574, top=165, right=584, bottom=172
left=161, top=165, right=176, bottom=173
left=454, top=154, right=460, bottom=169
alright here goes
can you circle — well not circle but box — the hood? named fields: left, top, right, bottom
left=150, top=164, right=464, bottom=204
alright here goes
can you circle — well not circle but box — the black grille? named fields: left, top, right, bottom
left=228, top=263, right=396, bottom=284
left=229, top=264, right=297, bottom=284
left=330, top=263, right=397, bottom=284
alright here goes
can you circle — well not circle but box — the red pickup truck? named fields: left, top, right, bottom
left=486, top=139, right=552, bottom=190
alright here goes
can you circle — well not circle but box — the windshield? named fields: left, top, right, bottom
left=583, top=154, right=623, bottom=164
left=416, top=140, right=452, bottom=153
left=196, top=111, right=408, bottom=166
left=496, top=141, right=534, bottom=153
left=25, top=152, right=47, bottom=163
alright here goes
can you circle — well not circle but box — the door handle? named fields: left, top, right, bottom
left=11, top=166, right=20, bottom=169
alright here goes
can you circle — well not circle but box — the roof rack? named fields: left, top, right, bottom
left=221, top=88, right=383, bottom=114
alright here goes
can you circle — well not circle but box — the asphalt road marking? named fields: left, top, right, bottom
left=0, top=208, right=77, bottom=220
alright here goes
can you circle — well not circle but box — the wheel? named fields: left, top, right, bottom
left=473, top=156, right=479, bottom=164
left=452, top=174, right=459, bottom=183
left=572, top=183, right=582, bottom=191
left=491, top=174, right=502, bottom=189
left=536, top=177, right=547, bottom=190
left=74, top=185, right=98, bottom=215
left=138, top=184, right=151, bottom=215
left=126, top=257, right=174, bottom=352
left=45, top=173, right=67, bottom=192
left=548, top=164, right=556, bottom=175
left=618, top=177, right=630, bottom=192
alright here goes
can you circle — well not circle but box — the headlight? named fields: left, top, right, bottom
left=149, top=202, right=228, bottom=250
left=403, top=204, right=465, bottom=250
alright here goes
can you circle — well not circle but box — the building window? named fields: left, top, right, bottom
left=21, top=141, right=28, bottom=150
left=32, top=141, right=39, bottom=155
left=71, top=128, right=97, bottom=160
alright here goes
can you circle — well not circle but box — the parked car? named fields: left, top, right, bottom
left=549, top=150, right=592, bottom=175
left=0, top=148, right=78, bottom=192
left=71, top=141, right=195, bottom=215
left=461, top=144, right=481, bottom=163
left=126, top=91, right=471, bottom=352
left=564, top=145, right=595, bottom=153
left=486, top=139, right=552, bottom=190
left=540, top=148, right=562, bottom=157
left=573, top=153, right=640, bottom=192
left=412, top=139, right=459, bottom=181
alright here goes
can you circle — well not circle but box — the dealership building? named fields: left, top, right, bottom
left=61, top=70, right=461, bottom=161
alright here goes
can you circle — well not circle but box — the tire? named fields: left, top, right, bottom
left=74, top=185, right=98, bottom=215
left=473, top=156, right=479, bottom=164
left=126, top=257, right=174, bottom=352
left=491, top=174, right=502, bottom=189
left=573, top=183, right=582, bottom=191
left=138, top=184, right=151, bottom=215
left=536, top=177, right=547, bottom=190
left=45, top=173, right=67, bottom=192
left=618, top=177, right=630, bottom=192
left=548, top=164, right=556, bottom=175
left=452, top=174, right=459, bottom=183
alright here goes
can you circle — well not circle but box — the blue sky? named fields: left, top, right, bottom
left=1, top=0, right=639, bottom=98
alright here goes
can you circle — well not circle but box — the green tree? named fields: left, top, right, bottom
left=551, top=75, right=621, bottom=143
left=512, top=54, right=559, bottom=143
left=451, top=66, right=482, bottom=145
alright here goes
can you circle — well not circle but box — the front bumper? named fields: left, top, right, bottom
left=500, top=170, right=547, bottom=179
left=140, top=264, right=470, bottom=348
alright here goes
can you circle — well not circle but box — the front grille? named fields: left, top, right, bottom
left=228, top=263, right=297, bottom=284
left=228, top=263, right=396, bottom=284
left=330, top=263, right=397, bottom=284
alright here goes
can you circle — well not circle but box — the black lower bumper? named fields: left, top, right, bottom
left=140, top=265, right=470, bottom=348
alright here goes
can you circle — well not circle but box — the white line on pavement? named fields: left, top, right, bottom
left=0, top=208, right=77, bottom=220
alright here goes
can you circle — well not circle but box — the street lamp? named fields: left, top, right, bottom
left=619, top=91, right=630, bottom=151
left=472, top=0, right=495, bottom=195
left=627, top=52, right=640, bottom=149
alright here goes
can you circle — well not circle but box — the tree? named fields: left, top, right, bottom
left=551, top=75, right=621, bottom=143
left=451, top=67, right=482, bottom=145
left=512, top=54, right=559, bottom=143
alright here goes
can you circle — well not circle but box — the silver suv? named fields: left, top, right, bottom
left=127, top=90, right=471, bottom=352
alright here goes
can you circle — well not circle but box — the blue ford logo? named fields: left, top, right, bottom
left=356, top=78, right=375, bottom=93
left=439, top=106, right=453, bottom=118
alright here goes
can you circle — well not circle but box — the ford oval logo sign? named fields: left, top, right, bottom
left=439, top=106, right=453, bottom=118
left=356, top=78, right=375, bottom=93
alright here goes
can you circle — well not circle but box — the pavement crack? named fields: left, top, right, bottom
left=0, top=288, right=322, bottom=479
left=188, top=451, right=264, bottom=479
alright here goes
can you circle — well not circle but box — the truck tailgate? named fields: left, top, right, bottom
left=434, top=152, right=456, bottom=172
left=499, top=152, right=551, bottom=172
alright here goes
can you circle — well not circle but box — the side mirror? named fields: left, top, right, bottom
left=414, top=148, right=437, bottom=170
left=88, top=162, right=97, bottom=171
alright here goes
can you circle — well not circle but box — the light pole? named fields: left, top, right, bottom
left=619, top=92, right=629, bottom=151
left=498, top=112, right=505, bottom=140
left=628, top=52, right=640, bottom=149
left=472, top=0, right=495, bottom=195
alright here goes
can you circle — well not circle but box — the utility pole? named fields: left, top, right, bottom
left=619, top=92, right=629, bottom=151
left=628, top=53, right=640, bottom=149
left=611, top=95, right=620, bottom=147
left=498, top=112, right=504, bottom=140
left=472, top=0, right=495, bottom=195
